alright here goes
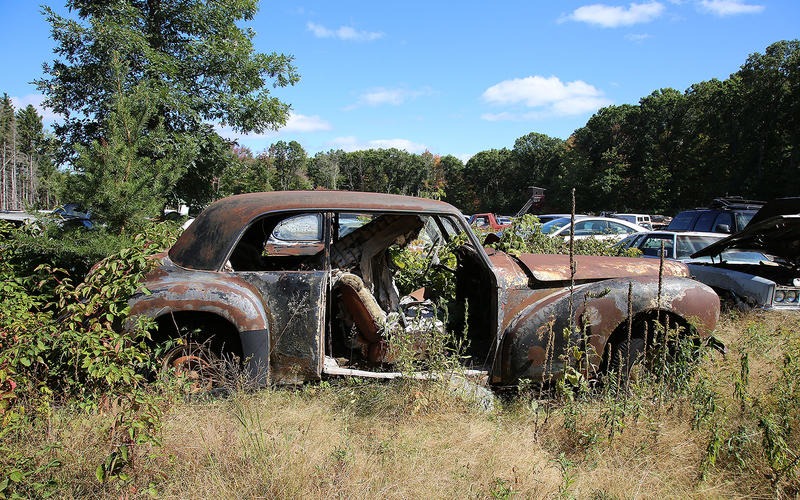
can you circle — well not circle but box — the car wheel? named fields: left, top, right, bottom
left=161, top=341, right=220, bottom=393
left=608, top=336, right=646, bottom=385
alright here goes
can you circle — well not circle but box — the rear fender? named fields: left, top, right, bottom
left=130, top=272, right=272, bottom=384
left=494, top=276, right=719, bottom=385
left=130, top=272, right=270, bottom=333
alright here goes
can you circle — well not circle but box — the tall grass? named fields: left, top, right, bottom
left=2, top=310, right=799, bottom=498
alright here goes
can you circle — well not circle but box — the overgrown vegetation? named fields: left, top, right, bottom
left=3, top=220, right=800, bottom=497
left=488, top=214, right=641, bottom=257
left=0, top=222, right=180, bottom=497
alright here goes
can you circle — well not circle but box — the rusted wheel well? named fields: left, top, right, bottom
left=599, top=310, right=692, bottom=373
left=152, top=311, right=243, bottom=360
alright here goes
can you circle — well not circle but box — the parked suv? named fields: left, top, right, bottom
left=666, top=197, right=765, bottom=234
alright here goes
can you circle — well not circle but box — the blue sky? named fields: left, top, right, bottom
left=1, top=1, right=797, bottom=161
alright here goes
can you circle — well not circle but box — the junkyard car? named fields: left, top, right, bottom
left=130, top=191, right=720, bottom=387
left=666, top=197, right=764, bottom=234
left=541, top=216, right=647, bottom=242
left=689, top=198, right=800, bottom=310
left=618, top=231, right=724, bottom=261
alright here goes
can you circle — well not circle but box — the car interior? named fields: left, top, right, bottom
left=226, top=210, right=497, bottom=369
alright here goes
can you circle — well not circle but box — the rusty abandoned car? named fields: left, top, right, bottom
left=130, top=191, right=720, bottom=388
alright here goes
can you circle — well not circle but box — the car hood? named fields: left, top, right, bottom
left=691, top=214, right=800, bottom=262
left=516, top=253, right=689, bottom=282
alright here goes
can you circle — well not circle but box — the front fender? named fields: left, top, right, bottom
left=687, top=263, right=775, bottom=308
left=494, top=276, right=719, bottom=385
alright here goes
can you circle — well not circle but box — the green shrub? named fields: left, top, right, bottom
left=0, top=222, right=179, bottom=494
left=2, top=220, right=169, bottom=279
left=491, top=214, right=641, bottom=257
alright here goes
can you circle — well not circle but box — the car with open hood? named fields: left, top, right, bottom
left=129, top=191, right=720, bottom=388
left=688, top=197, right=800, bottom=310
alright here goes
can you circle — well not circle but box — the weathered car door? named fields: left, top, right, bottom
left=227, top=212, right=329, bottom=384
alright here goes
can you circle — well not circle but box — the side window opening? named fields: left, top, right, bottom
left=228, top=212, right=325, bottom=272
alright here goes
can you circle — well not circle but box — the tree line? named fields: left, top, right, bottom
left=4, top=0, right=798, bottom=232
left=0, top=95, right=60, bottom=211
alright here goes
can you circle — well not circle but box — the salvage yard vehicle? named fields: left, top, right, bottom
left=667, top=197, right=765, bottom=234
left=129, top=191, right=720, bottom=388
left=541, top=216, right=647, bottom=242
left=468, top=213, right=511, bottom=233
left=617, top=231, right=724, bottom=262
left=688, top=198, right=800, bottom=310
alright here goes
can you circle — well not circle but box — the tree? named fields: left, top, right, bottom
left=268, top=140, right=310, bottom=191
left=64, top=60, right=191, bottom=232
left=16, top=104, right=59, bottom=208
left=461, top=148, right=518, bottom=213
left=512, top=132, right=566, bottom=211
left=308, top=149, right=345, bottom=189
left=37, top=0, right=299, bottom=225
left=0, top=95, right=17, bottom=210
left=0, top=94, right=14, bottom=146
left=734, top=40, right=800, bottom=199
left=218, top=146, right=273, bottom=196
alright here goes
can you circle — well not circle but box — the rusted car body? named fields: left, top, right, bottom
left=130, top=191, right=719, bottom=387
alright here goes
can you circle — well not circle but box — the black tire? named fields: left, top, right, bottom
left=608, top=336, right=646, bottom=382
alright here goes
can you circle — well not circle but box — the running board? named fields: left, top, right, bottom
left=323, top=356, right=487, bottom=380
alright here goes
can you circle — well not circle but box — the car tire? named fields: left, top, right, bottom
left=608, top=336, right=646, bottom=385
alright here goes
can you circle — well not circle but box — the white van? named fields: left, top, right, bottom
left=612, top=213, right=652, bottom=230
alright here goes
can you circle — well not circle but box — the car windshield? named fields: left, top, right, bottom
left=675, top=235, right=724, bottom=258
left=737, top=212, right=756, bottom=229
left=541, top=217, right=571, bottom=234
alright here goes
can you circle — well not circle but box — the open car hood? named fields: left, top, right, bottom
left=691, top=214, right=800, bottom=262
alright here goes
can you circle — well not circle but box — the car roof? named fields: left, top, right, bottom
left=640, top=230, right=723, bottom=238
left=171, top=191, right=460, bottom=270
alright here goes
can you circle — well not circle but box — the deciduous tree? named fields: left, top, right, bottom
left=37, top=0, right=299, bottom=227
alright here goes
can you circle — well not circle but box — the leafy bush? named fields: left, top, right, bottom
left=490, top=214, right=641, bottom=257
left=1, top=219, right=175, bottom=279
left=0, top=222, right=179, bottom=494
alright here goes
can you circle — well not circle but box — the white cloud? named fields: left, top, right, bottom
left=216, top=113, right=331, bottom=141
left=563, top=2, right=665, bottom=27
left=625, top=33, right=653, bottom=42
left=307, top=22, right=384, bottom=41
left=281, top=113, right=332, bottom=133
left=329, top=136, right=428, bottom=154
left=10, top=94, right=61, bottom=123
left=481, top=75, right=612, bottom=120
left=699, top=0, right=764, bottom=16
left=347, top=86, right=433, bottom=109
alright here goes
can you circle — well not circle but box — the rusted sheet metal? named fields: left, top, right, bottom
left=170, top=191, right=462, bottom=271
left=238, top=271, right=327, bottom=384
left=487, top=251, right=531, bottom=289
left=263, top=242, right=323, bottom=256
left=494, top=276, right=719, bottom=384
left=516, top=253, right=689, bottom=282
left=130, top=258, right=269, bottom=332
